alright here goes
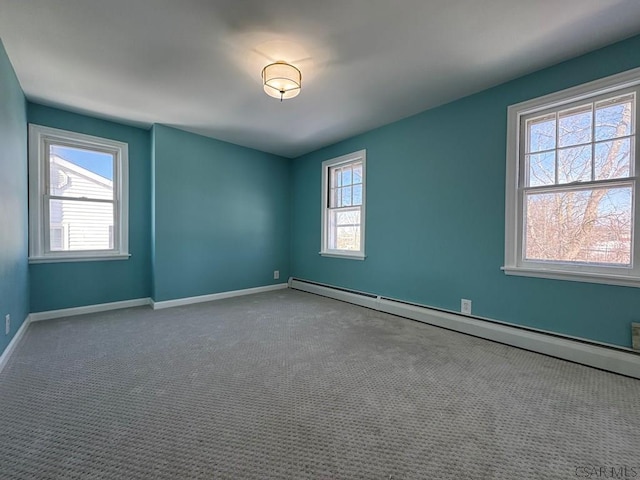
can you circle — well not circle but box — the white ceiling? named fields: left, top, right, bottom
left=2, top=0, right=640, bottom=158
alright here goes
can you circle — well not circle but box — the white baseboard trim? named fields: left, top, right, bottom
left=30, top=298, right=151, bottom=322
left=151, top=283, right=289, bottom=310
left=0, top=315, right=31, bottom=374
left=290, top=278, right=640, bottom=379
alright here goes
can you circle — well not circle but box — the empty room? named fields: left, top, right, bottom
left=1, top=1, right=640, bottom=478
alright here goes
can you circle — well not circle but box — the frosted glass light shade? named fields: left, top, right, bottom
left=262, top=62, right=302, bottom=100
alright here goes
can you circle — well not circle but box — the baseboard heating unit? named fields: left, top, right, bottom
left=288, top=278, right=640, bottom=379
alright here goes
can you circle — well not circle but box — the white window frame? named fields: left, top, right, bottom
left=320, top=150, right=367, bottom=260
left=503, top=67, right=640, bottom=288
left=28, top=124, right=130, bottom=263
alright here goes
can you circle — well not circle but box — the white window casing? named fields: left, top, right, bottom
left=320, top=150, right=367, bottom=260
left=28, top=124, right=130, bottom=263
left=504, top=68, right=640, bottom=287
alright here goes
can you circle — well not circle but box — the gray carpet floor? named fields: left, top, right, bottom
left=0, top=289, right=639, bottom=479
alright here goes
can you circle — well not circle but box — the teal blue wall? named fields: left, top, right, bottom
left=291, top=35, right=640, bottom=348
left=151, top=125, right=290, bottom=302
left=0, top=40, right=28, bottom=356
left=28, top=104, right=152, bottom=312
left=150, top=126, right=157, bottom=299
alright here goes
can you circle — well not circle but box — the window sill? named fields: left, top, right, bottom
left=501, top=265, right=640, bottom=288
left=29, top=253, right=131, bottom=264
left=319, top=251, right=366, bottom=261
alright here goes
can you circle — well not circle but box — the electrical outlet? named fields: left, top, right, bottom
left=632, top=323, right=640, bottom=351
left=461, top=299, right=472, bottom=315
left=273, top=270, right=280, bottom=280
left=5, top=314, right=10, bottom=335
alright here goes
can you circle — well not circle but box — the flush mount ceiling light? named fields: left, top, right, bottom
left=261, top=61, right=302, bottom=101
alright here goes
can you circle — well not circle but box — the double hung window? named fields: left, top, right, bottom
left=321, top=150, right=366, bottom=259
left=28, top=124, right=129, bottom=263
left=504, top=69, right=640, bottom=287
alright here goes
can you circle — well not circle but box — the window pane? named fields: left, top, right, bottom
left=341, top=167, right=352, bottom=186
left=331, top=167, right=342, bottom=188
left=527, top=114, right=556, bottom=153
left=595, top=95, right=633, bottom=141
left=336, top=209, right=360, bottom=226
left=341, top=186, right=352, bottom=206
left=336, top=188, right=341, bottom=207
left=331, top=187, right=353, bottom=208
left=558, top=105, right=592, bottom=147
left=526, top=151, right=555, bottom=187
left=525, top=186, right=632, bottom=266
left=557, top=145, right=591, bottom=184
left=49, top=145, right=114, bottom=200
left=595, top=138, right=632, bottom=180
left=336, top=226, right=361, bottom=251
left=353, top=163, right=363, bottom=184
left=329, top=188, right=341, bottom=208
left=49, top=199, right=114, bottom=251
left=328, top=209, right=361, bottom=251
left=353, top=184, right=363, bottom=205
